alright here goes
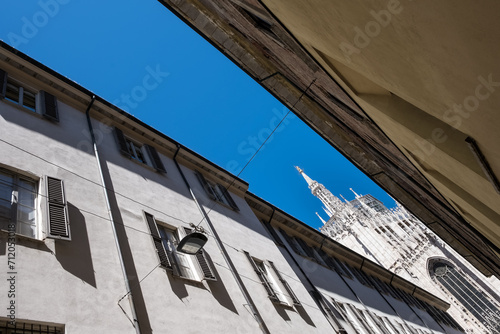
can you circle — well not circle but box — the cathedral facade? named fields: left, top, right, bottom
left=297, top=167, right=500, bottom=333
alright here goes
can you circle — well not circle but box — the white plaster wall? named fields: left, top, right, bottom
left=95, top=125, right=262, bottom=333
left=185, top=168, right=335, bottom=333
left=276, top=229, right=452, bottom=334
left=0, top=100, right=135, bottom=333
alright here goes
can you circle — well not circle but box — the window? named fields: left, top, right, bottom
left=364, top=311, right=392, bottom=334
left=314, top=246, right=353, bottom=279
left=0, top=70, right=59, bottom=121
left=0, top=169, right=71, bottom=241
left=195, top=171, right=239, bottom=211
left=114, top=127, right=166, bottom=173
left=334, top=302, right=371, bottom=334
left=126, top=138, right=147, bottom=164
left=0, top=169, right=37, bottom=238
left=144, top=212, right=216, bottom=282
left=244, top=251, right=300, bottom=306
left=0, top=320, right=63, bottom=333
left=5, top=79, right=36, bottom=111
left=430, top=260, right=500, bottom=332
left=260, top=219, right=284, bottom=247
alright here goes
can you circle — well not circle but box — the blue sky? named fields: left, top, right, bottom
left=0, top=0, right=395, bottom=229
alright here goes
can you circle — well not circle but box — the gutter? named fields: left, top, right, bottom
left=172, top=145, right=270, bottom=334
left=85, top=96, right=141, bottom=334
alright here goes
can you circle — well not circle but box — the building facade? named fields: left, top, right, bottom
left=0, top=43, right=463, bottom=333
left=296, top=167, right=500, bottom=333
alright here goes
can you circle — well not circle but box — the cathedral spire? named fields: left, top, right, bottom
left=316, top=212, right=327, bottom=225
left=295, top=166, right=344, bottom=223
left=295, top=166, right=315, bottom=187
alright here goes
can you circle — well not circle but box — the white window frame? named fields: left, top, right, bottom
left=195, top=171, right=239, bottom=211
left=157, top=224, right=204, bottom=282
left=254, top=259, right=290, bottom=304
left=0, top=168, right=39, bottom=239
left=205, top=179, right=233, bottom=208
left=244, top=251, right=300, bottom=307
left=4, top=77, right=39, bottom=113
left=124, top=137, right=151, bottom=166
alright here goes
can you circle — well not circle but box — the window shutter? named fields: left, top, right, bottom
left=345, top=304, right=372, bottom=333
left=279, top=228, right=302, bottom=254
left=144, top=144, right=166, bottom=173
left=336, top=260, right=353, bottom=279
left=244, top=251, right=279, bottom=301
left=268, top=261, right=300, bottom=306
left=312, top=291, right=344, bottom=328
left=195, top=171, right=217, bottom=200
left=366, top=311, right=391, bottom=334
left=294, top=237, right=316, bottom=258
left=195, top=250, right=217, bottom=281
left=381, top=317, right=399, bottom=334
left=261, top=219, right=284, bottom=246
left=40, top=91, right=59, bottom=122
left=114, top=127, right=131, bottom=157
left=144, top=212, right=172, bottom=269
left=0, top=70, right=6, bottom=99
left=318, top=249, right=353, bottom=279
left=348, top=265, right=369, bottom=285
left=217, top=184, right=239, bottom=211
left=46, top=177, right=70, bottom=240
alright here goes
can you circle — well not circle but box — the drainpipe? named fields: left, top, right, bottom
left=85, top=96, right=141, bottom=334
left=173, top=145, right=270, bottom=334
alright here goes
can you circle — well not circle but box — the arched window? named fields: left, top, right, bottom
left=429, top=260, right=500, bottom=332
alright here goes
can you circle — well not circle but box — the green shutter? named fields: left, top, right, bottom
left=217, top=184, right=239, bottom=211
left=195, top=171, right=217, bottom=200
left=144, top=212, right=172, bottom=269
left=196, top=250, right=217, bottom=281
left=0, top=70, right=6, bottom=99
left=261, top=219, right=284, bottom=246
left=114, top=127, right=131, bottom=157
left=40, top=91, right=59, bottom=122
left=294, top=237, right=316, bottom=258
left=145, top=144, right=166, bottom=173
left=279, top=228, right=302, bottom=254
left=46, top=177, right=70, bottom=240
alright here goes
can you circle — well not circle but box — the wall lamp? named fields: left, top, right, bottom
left=177, top=224, right=208, bottom=254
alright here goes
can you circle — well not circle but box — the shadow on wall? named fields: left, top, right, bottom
left=206, top=252, right=239, bottom=315
left=167, top=254, right=239, bottom=315
left=167, top=271, right=189, bottom=301
left=55, top=202, right=96, bottom=288
left=296, top=304, right=315, bottom=327
left=0, top=229, right=52, bottom=256
left=273, top=302, right=316, bottom=327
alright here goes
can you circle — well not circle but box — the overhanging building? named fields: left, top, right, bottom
left=156, top=0, right=500, bottom=279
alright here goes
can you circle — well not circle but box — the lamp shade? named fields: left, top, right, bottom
left=177, top=232, right=208, bottom=254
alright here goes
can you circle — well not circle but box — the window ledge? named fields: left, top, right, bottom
left=270, top=298, right=294, bottom=309
left=0, top=229, right=45, bottom=244
left=126, top=154, right=162, bottom=174
left=1, top=99, right=43, bottom=119
left=213, top=200, right=239, bottom=212
left=170, top=272, right=205, bottom=285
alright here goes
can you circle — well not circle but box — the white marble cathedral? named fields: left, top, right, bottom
left=296, top=167, right=500, bottom=333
